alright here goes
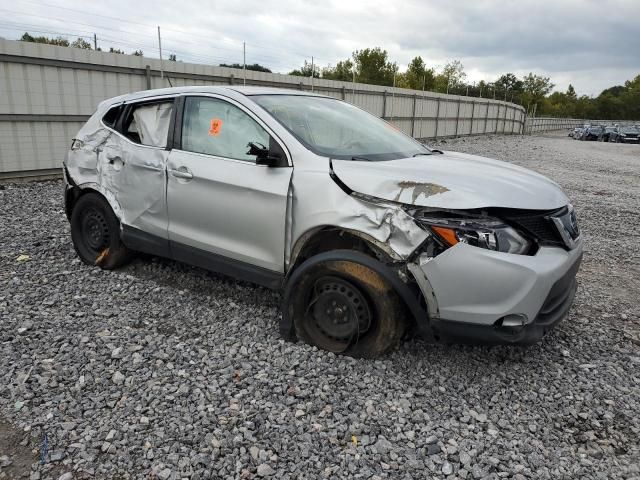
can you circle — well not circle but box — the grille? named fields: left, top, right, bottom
left=496, top=208, right=565, bottom=245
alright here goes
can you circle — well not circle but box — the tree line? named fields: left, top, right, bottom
left=18, top=34, right=639, bottom=120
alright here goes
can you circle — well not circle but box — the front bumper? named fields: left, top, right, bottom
left=409, top=238, right=583, bottom=345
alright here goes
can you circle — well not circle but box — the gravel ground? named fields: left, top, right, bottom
left=1, top=132, right=639, bottom=480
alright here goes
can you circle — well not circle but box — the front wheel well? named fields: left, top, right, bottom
left=290, top=228, right=385, bottom=271
left=65, top=187, right=115, bottom=222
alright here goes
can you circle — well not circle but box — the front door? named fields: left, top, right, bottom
left=166, top=95, right=293, bottom=276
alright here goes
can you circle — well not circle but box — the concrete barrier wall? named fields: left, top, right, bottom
left=524, top=117, right=637, bottom=134
left=0, top=38, right=526, bottom=177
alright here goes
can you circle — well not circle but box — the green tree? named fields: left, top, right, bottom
left=289, top=60, right=320, bottom=78
left=322, top=59, right=355, bottom=81
left=109, top=47, right=124, bottom=54
left=20, top=32, right=69, bottom=47
left=434, top=60, right=466, bottom=93
left=398, top=56, right=435, bottom=90
left=220, top=62, right=271, bottom=72
left=70, top=38, right=92, bottom=49
left=133, top=50, right=143, bottom=56
left=169, top=54, right=178, bottom=62
left=521, top=73, right=554, bottom=108
left=352, top=48, right=397, bottom=86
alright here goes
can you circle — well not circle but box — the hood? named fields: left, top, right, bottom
left=332, top=151, right=569, bottom=210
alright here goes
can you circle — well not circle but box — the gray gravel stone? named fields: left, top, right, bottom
left=257, top=463, right=275, bottom=476
left=0, top=132, right=639, bottom=479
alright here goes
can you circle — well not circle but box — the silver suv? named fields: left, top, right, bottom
left=64, top=86, right=583, bottom=357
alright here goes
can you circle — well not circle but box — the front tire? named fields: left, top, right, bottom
left=285, top=259, right=405, bottom=358
left=70, top=192, right=132, bottom=269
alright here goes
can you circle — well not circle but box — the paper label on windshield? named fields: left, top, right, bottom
left=209, top=119, right=223, bottom=136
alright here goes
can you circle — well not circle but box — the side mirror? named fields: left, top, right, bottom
left=247, top=141, right=283, bottom=167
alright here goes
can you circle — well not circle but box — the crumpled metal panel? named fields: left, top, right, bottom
left=286, top=166, right=429, bottom=266
left=64, top=107, right=169, bottom=238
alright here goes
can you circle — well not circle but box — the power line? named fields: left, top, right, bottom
left=6, top=2, right=319, bottom=63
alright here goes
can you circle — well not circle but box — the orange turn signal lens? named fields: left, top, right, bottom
left=431, top=226, right=459, bottom=246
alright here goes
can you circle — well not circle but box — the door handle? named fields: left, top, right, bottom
left=170, top=166, right=193, bottom=180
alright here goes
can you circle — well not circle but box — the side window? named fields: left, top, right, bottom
left=102, top=104, right=123, bottom=128
left=121, top=101, right=173, bottom=147
left=181, top=97, right=270, bottom=162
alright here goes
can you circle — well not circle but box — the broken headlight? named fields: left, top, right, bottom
left=418, top=216, right=532, bottom=255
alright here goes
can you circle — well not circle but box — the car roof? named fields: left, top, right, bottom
left=100, top=85, right=329, bottom=108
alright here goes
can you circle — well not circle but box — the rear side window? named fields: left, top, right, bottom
left=121, top=101, right=174, bottom=147
left=181, top=97, right=269, bottom=162
left=102, top=105, right=123, bottom=128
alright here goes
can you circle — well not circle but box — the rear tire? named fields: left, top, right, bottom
left=285, top=259, right=405, bottom=358
left=70, top=192, right=132, bottom=269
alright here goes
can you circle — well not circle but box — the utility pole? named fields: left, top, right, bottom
left=310, top=56, right=314, bottom=92
left=243, top=42, right=246, bottom=86
left=93, top=33, right=97, bottom=50
left=157, top=26, right=164, bottom=80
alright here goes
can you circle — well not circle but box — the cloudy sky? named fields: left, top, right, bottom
left=1, top=0, right=638, bottom=96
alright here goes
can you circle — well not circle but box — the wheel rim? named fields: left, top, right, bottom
left=81, top=206, right=110, bottom=253
left=304, top=276, right=372, bottom=352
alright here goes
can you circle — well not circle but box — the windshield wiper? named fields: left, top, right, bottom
left=413, top=149, right=443, bottom=156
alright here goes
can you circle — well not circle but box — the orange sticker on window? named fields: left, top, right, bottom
left=208, top=118, right=223, bottom=136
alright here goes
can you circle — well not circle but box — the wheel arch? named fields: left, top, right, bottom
left=65, top=182, right=124, bottom=226
left=281, top=249, right=428, bottom=341
left=288, top=225, right=403, bottom=272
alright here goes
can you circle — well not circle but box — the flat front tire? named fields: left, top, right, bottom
left=285, top=259, right=405, bottom=358
left=70, top=192, right=131, bottom=269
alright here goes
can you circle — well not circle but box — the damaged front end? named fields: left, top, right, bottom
left=319, top=163, right=583, bottom=345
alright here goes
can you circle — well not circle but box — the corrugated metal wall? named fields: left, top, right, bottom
left=0, top=38, right=526, bottom=177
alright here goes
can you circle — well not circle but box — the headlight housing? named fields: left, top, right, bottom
left=417, top=216, right=532, bottom=255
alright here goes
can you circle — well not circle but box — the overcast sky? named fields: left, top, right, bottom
left=2, top=0, right=639, bottom=96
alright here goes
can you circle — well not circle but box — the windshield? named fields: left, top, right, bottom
left=621, top=127, right=639, bottom=134
left=252, top=94, right=430, bottom=160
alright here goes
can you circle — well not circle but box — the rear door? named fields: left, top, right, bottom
left=166, top=95, right=293, bottom=276
left=108, top=98, right=175, bottom=252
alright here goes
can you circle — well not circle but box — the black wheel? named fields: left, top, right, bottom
left=285, top=259, right=405, bottom=358
left=70, top=192, right=132, bottom=269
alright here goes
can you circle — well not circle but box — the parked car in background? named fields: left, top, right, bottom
left=580, top=125, right=603, bottom=141
left=609, top=126, right=640, bottom=143
left=571, top=127, right=584, bottom=140
left=63, top=86, right=583, bottom=357
left=568, top=127, right=581, bottom=138
left=598, top=126, right=616, bottom=142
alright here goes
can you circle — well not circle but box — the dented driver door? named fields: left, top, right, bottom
left=166, top=95, right=293, bottom=274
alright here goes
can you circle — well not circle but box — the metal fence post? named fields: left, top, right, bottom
left=454, top=99, right=461, bottom=137
left=470, top=101, right=475, bottom=136
left=145, top=65, right=151, bottom=89
left=435, top=98, right=441, bottom=139
left=411, top=94, right=418, bottom=137
left=495, top=104, right=500, bottom=134
left=484, top=101, right=489, bottom=134
left=341, top=86, right=346, bottom=101
left=503, top=105, right=508, bottom=134
left=382, top=90, right=387, bottom=119
left=229, top=74, right=235, bottom=85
